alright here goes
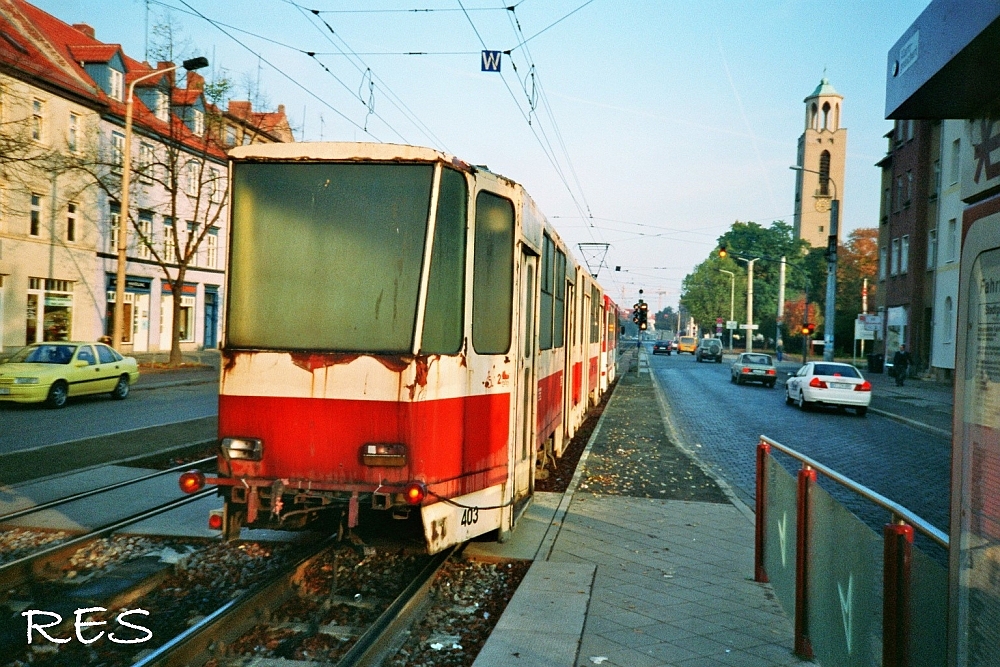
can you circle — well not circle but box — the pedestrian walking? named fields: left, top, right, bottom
left=892, top=344, right=912, bottom=386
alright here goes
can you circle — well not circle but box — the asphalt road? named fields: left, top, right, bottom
left=0, top=369, right=218, bottom=455
left=649, top=349, right=951, bottom=536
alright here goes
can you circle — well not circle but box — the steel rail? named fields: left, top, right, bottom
left=0, top=457, right=216, bottom=522
left=760, top=434, right=948, bottom=547
left=130, top=534, right=342, bottom=667
left=0, top=488, right=216, bottom=591
left=335, top=545, right=457, bottom=667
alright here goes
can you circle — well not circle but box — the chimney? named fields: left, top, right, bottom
left=157, top=61, right=173, bottom=70
left=72, top=23, right=95, bottom=39
left=277, top=104, right=285, bottom=115
left=186, top=71, right=204, bottom=91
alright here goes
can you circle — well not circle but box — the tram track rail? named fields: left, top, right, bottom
left=0, top=456, right=216, bottom=524
left=0, top=488, right=215, bottom=592
left=131, top=543, right=456, bottom=667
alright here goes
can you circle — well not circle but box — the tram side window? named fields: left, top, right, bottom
left=472, top=191, right=514, bottom=354
left=590, top=285, right=600, bottom=343
left=554, top=249, right=566, bottom=347
left=421, top=168, right=467, bottom=354
left=539, top=234, right=554, bottom=350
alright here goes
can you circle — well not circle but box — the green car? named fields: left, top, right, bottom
left=0, top=342, right=140, bottom=408
left=730, top=352, right=777, bottom=388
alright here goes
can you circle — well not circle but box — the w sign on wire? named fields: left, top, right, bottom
left=481, top=50, right=502, bottom=72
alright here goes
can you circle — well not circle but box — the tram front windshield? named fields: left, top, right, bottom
left=228, top=162, right=436, bottom=353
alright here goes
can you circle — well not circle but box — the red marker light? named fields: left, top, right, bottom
left=742, top=367, right=751, bottom=374
left=766, top=369, right=776, bottom=375
left=404, top=482, right=426, bottom=506
left=809, top=377, right=828, bottom=389
left=178, top=471, right=206, bottom=494
left=208, top=513, right=224, bottom=530
left=855, top=381, right=872, bottom=392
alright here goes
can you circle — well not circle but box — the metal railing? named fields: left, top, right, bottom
left=754, top=435, right=948, bottom=667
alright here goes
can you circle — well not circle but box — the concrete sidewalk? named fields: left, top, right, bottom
left=469, top=353, right=808, bottom=667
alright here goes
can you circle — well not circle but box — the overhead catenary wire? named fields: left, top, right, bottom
left=169, top=0, right=377, bottom=139
left=281, top=0, right=452, bottom=151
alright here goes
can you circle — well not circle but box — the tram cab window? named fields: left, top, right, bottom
left=421, top=167, right=467, bottom=355
left=472, top=191, right=514, bottom=354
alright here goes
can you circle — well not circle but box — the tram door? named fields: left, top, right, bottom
left=513, top=252, right=538, bottom=505
left=563, top=282, right=576, bottom=441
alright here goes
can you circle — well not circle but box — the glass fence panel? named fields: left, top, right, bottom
left=763, top=455, right=797, bottom=619
left=910, top=542, right=948, bottom=666
left=808, top=481, right=884, bottom=667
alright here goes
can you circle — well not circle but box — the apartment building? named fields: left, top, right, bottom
left=0, top=0, right=292, bottom=353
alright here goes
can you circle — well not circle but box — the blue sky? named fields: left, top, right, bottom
left=33, top=0, right=930, bottom=310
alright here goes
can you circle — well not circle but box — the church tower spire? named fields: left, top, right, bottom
left=793, top=77, right=847, bottom=247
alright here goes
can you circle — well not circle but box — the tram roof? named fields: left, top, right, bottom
left=228, top=142, right=472, bottom=170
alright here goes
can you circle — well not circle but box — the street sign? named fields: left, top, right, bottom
left=854, top=319, right=875, bottom=340
left=859, top=313, right=883, bottom=331
left=481, top=51, right=502, bottom=72
left=740, top=324, right=760, bottom=330
left=726, top=320, right=737, bottom=330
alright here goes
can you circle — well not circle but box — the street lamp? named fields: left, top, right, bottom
left=717, top=268, right=735, bottom=353
left=112, top=56, right=209, bottom=351
left=790, top=165, right=839, bottom=362
left=734, top=257, right=758, bottom=353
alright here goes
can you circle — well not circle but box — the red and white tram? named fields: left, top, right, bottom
left=186, top=143, right=618, bottom=553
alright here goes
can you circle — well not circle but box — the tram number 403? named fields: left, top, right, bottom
left=460, top=507, right=480, bottom=526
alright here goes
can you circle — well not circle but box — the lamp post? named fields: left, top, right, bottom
left=112, top=57, right=208, bottom=351
left=735, top=257, right=758, bottom=353
left=718, top=268, right=735, bottom=353
left=790, top=165, right=839, bottom=362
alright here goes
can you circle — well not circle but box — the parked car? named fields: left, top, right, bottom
left=784, top=361, right=871, bottom=416
left=695, top=338, right=724, bottom=362
left=677, top=336, right=698, bottom=354
left=730, top=353, right=777, bottom=387
left=0, top=342, right=140, bottom=408
left=652, top=341, right=672, bottom=355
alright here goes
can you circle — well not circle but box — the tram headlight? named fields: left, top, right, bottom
left=222, top=437, right=263, bottom=461
left=361, top=442, right=407, bottom=467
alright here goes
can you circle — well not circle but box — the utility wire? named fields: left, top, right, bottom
left=282, top=0, right=451, bottom=151
left=506, top=0, right=596, bottom=53
left=171, top=0, right=377, bottom=138
left=456, top=0, right=591, bottom=231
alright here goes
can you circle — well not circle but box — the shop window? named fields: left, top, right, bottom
left=105, top=291, right=134, bottom=343
left=27, top=277, right=73, bottom=343
left=178, top=295, right=196, bottom=342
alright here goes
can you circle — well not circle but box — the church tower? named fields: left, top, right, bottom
left=793, top=78, right=847, bottom=248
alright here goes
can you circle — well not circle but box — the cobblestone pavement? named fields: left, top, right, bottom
left=648, top=350, right=951, bottom=538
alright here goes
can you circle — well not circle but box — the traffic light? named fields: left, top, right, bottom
left=801, top=324, right=810, bottom=336
left=638, top=301, right=648, bottom=330
left=632, top=303, right=640, bottom=324
left=718, top=245, right=727, bottom=258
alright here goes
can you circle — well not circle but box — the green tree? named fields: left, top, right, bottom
left=681, top=220, right=811, bottom=346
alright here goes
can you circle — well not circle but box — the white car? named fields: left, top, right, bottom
left=784, top=361, right=871, bottom=416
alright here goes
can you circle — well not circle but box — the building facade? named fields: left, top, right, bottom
left=0, top=0, right=291, bottom=354
left=875, top=118, right=935, bottom=372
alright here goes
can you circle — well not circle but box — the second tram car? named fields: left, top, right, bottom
left=185, top=143, right=618, bottom=553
